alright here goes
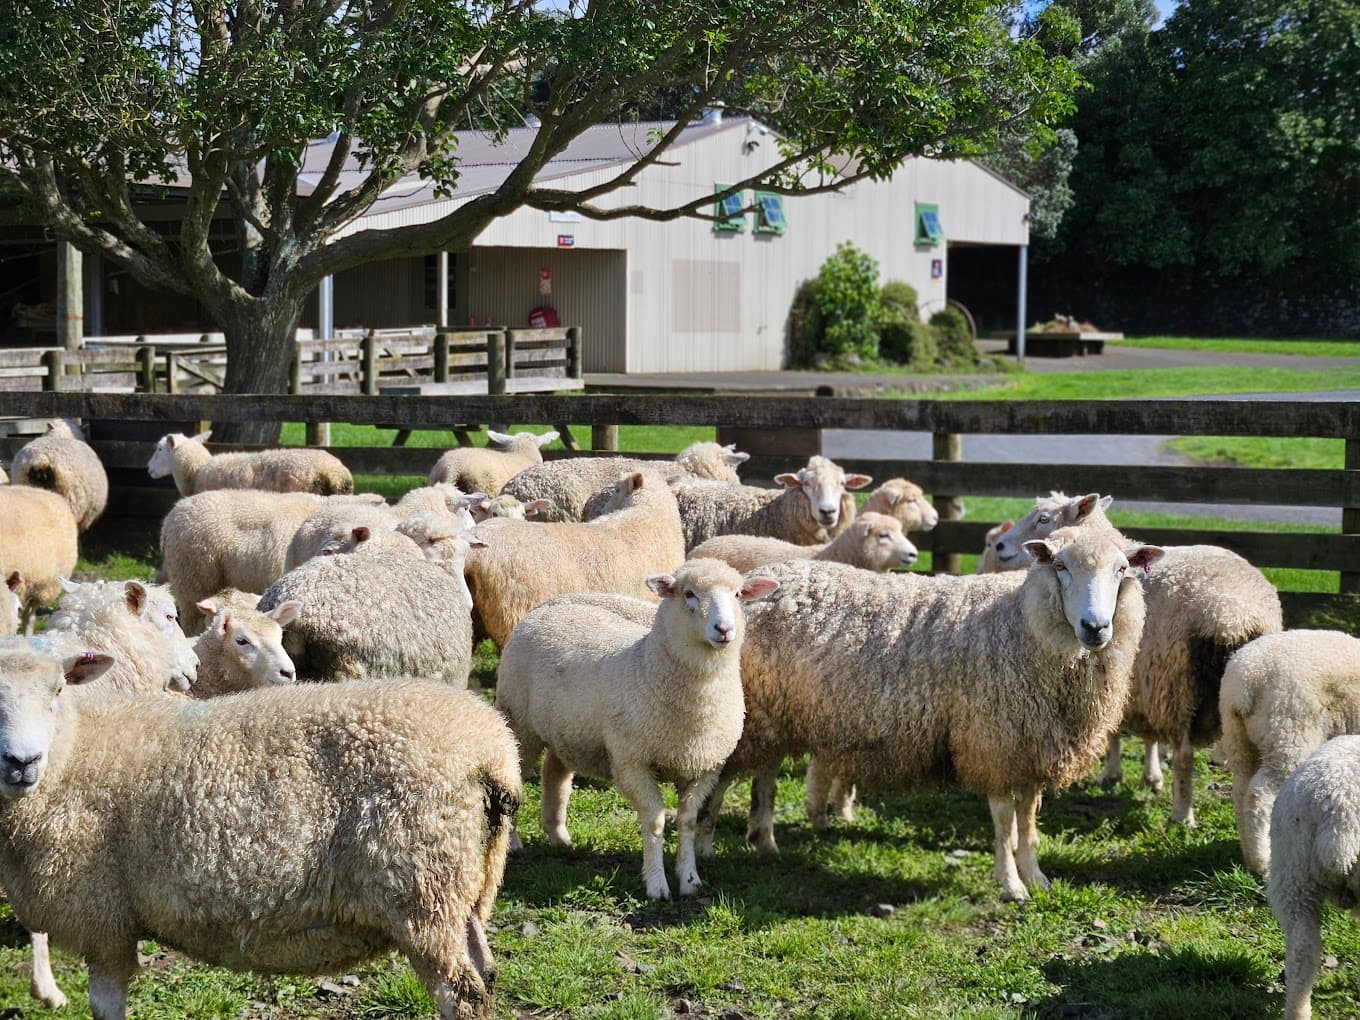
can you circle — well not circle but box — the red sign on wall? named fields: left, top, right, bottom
left=556, top=234, right=575, bottom=248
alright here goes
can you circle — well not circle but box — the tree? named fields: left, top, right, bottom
left=0, top=0, right=1078, bottom=439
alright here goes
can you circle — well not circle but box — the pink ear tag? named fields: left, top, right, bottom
left=82, top=651, right=95, bottom=663
left=1142, top=561, right=1150, bottom=575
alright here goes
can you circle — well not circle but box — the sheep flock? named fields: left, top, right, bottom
left=0, top=420, right=1351, bottom=1018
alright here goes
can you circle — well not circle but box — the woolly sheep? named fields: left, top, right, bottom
left=976, top=521, right=1015, bottom=574
left=10, top=419, right=109, bottom=531
left=467, top=493, right=551, bottom=521
left=862, top=478, right=940, bottom=533
left=428, top=430, right=559, bottom=496
left=1, top=572, right=21, bottom=638
left=497, top=559, right=778, bottom=899
left=0, top=641, right=519, bottom=1020
left=696, top=523, right=1162, bottom=901
left=392, top=482, right=484, bottom=521
left=284, top=502, right=410, bottom=570
left=1219, top=630, right=1360, bottom=873
left=688, top=512, right=917, bottom=573
left=1268, top=735, right=1360, bottom=1020
left=259, top=548, right=478, bottom=686
left=0, top=486, right=79, bottom=631
left=500, top=441, right=747, bottom=523
left=672, top=455, right=871, bottom=552
left=147, top=429, right=354, bottom=496
left=465, top=469, right=686, bottom=647
left=190, top=595, right=300, bottom=698
left=988, top=491, right=1112, bottom=570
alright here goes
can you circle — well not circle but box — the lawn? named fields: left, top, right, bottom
left=1122, top=337, right=1360, bottom=358
left=934, top=364, right=1360, bottom=401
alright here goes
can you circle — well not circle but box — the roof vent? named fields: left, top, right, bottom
left=699, top=107, right=724, bottom=126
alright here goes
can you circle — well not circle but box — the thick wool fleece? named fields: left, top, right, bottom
left=162, top=435, right=353, bottom=496
left=11, top=429, right=109, bottom=531
left=0, top=487, right=78, bottom=613
left=688, top=512, right=913, bottom=573
left=428, top=433, right=551, bottom=496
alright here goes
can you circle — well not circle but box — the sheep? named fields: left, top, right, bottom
left=9, top=419, right=109, bottom=531
left=688, top=512, right=917, bottom=573
left=467, top=493, right=551, bottom=522
left=976, top=521, right=1015, bottom=574
left=0, top=640, right=520, bottom=1020
left=147, top=429, right=354, bottom=496
left=1218, top=630, right=1360, bottom=873
left=0, top=486, right=79, bottom=631
left=1, top=572, right=21, bottom=638
left=190, top=595, right=301, bottom=697
left=861, top=478, right=940, bottom=533
left=500, top=441, right=747, bottom=523
left=695, top=522, right=1161, bottom=901
left=428, top=430, right=559, bottom=496
left=496, top=559, right=778, bottom=899
left=1267, top=735, right=1360, bottom=1020
left=987, top=491, right=1112, bottom=570
left=672, top=455, right=872, bottom=552
left=258, top=544, right=479, bottom=687
left=465, top=469, right=686, bottom=648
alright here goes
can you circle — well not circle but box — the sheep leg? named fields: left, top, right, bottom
left=988, top=795, right=1028, bottom=902
left=538, top=750, right=574, bottom=848
left=507, top=729, right=544, bottom=852
left=1277, top=894, right=1323, bottom=1020
left=407, top=923, right=495, bottom=1020
left=804, top=757, right=833, bottom=832
left=1097, top=732, right=1123, bottom=786
left=29, top=930, right=67, bottom=1009
left=1236, top=768, right=1280, bottom=874
left=1142, top=740, right=1165, bottom=792
left=613, top=764, right=671, bottom=900
left=1014, top=788, right=1050, bottom=893
left=674, top=770, right=721, bottom=896
left=86, top=946, right=137, bottom=1020
left=1170, top=732, right=1197, bottom=827
left=828, top=776, right=858, bottom=823
left=695, top=772, right=735, bottom=860
left=746, top=763, right=781, bottom=856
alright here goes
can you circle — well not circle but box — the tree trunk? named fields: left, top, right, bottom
left=215, top=296, right=304, bottom=444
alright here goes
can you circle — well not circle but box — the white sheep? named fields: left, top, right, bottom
left=497, top=559, right=778, bottom=899
left=987, top=491, right=1112, bottom=569
left=501, top=441, right=747, bottom=522
left=10, top=419, right=109, bottom=532
left=672, top=455, right=872, bottom=552
left=190, top=595, right=300, bottom=697
left=976, top=520, right=1015, bottom=574
left=467, top=493, right=551, bottom=521
left=861, top=478, right=940, bottom=533
left=147, top=429, right=354, bottom=496
left=696, top=521, right=1161, bottom=901
left=428, top=430, right=559, bottom=496
left=1219, top=630, right=1360, bottom=873
left=1, top=572, right=21, bottom=638
left=465, top=469, right=686, bottom=647
left=0, top=486, right=79, bottom=632
left=393, top=482, right=485, bottom=520
left=1267, top=735, right=1360, bottom=1020
left=688, top=512, right=917, bottom=573
left=0, top=640, right=520, bottom=1020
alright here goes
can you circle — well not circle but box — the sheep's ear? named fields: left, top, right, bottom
left=723, top=447, right=750, bottom=465
left=269, top=600, right=302, bottom=627
left=58, top=576, right=79, bottom=594
left=45, top=421, right=56, bottom=432
left=524, top=499, right=550, bottom=516
left=1099, top=495, right=1114, bottom=511
left=165, top=434, right=179, bottom=449
left=486, top=430, right=512, bottom=446
left=738, top=578, right=779, bottom=601
left=351, top=525, right=371, bottom=543
left=214, top=610, right=233, bottom=635
left=1023, top=539, right=1057, bottom=564
left=5, top=571, right=23, bottom=593
left=536, top=431, right=559, bottom=447
left=452, top=492, right=488, bottom=509
left=1073, top=493, right=1104, bottom=522
left=880, top=486, right=902, bottom=505
left=194, top=429, right=213, bottom=444
left=624, top=471, right=646, bottom=492
left=1001, top=520, right=1014, bottom=532
left=845, top=473, right=873, bottom=491
left=460, top=531, right=488, bottom=548
left=195, top=598, right=220, bottom=617
left=646, top=574, right=678, bottom=598
left=62, top=652, right=116, bottom=686
left=1127, top=546, right=1165, bottom=573
left=123, top=581, right=147, bottom=614
left=774, top=472, right=801, bottom=490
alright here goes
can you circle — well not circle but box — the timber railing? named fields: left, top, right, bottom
left=0, top=390, right=1355, bottom=626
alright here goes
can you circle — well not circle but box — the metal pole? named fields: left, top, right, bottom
left=1015, top=244, right=1028, bottom=365
left=309, top=275, right=334, bottom=445
left=56, top=241, right=83, bottom=351
left=436, top=252, right=449, bottom=327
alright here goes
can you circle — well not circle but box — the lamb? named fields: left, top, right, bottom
left=672, top=455, right=871, bottom=552
left=466, top=493, right=551, bottom=521
left=9, top=419, right=109, bottom=531
left=496, top=559, right=777, bottom=899
left=500, top=441, right=747, bottom=523
left=695, top=522, right=1161, bottom=901
left=258, top=544, right=479, bottom=686
left=976, top=520, right=1015, bottom=574
left=147, top=429, right=354, bottom=496
left=1219, top=630, right=1360, bottom=873
left=189, top=595, right=300, bottom=697
left=0, top=486, right=79, bottom=631
left=285, top=502, right=412, bottom=570
left=0, top=640, right=520, bottom=1020
left=688, top=512, right=917, bottom=573
left=464, top=469, right=687, bottom=647
left=861, top=478, right=940, bottom=533
left=393, top=482, right=484, bottom=520
left=1267, top=735, right=1360, bottom=1020
left=428, top=430, right=559, bottom=496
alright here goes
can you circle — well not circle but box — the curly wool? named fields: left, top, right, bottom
left=156, top=433, right=353, bottom=496
left=428, top=431, right=555, bottom=496
left=688, top=512, right=915, bottom=573
left=0, top=487, right=78, bottom=617
left=10, top=427, right=109, bottom=531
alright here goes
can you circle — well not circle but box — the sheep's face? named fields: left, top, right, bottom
left=1025, top=535, right=1163, bottom=651
left=0, top=645, right=113, bottom=798
left=854, top=513, right=918, bottom=570
left=977, top=521, right=1015, bottom=574
left=649, top=563, right=779, bottom=650
left=776, top=456, right=871, bottom=529
left=993, top=492, right=1113, bottom=569
left=136, top=583, right=198, bottom=692
left=217, top=604, right=300, bottom=686
left=875, top=479, right=939, bottom=532
left=146, top=434, right=182, bottom=478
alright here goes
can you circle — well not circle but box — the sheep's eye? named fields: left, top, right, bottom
left=235, top=636, right=250, bottom=646
left=684, top=590, right=696, bottom=600
left=908, top=497, right=917, bottom=504
left=1037, top=513, right=1050, bottom=524
left=1054, top=562, right=1067, bottom=572
left=879, top=532, right=891, bottom=540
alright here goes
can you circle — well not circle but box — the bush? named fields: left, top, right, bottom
left=880, top=279, right=919, bottom=317
left=878, top=307, right=937, bottom=368
left=809, top=242, right=882, bottom=363
left=930, top=307, right=977, bottom=366
left=787, top=278, right=824, bottom=369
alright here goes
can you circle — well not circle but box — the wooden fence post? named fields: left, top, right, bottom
left=593, top=424, right=620, bottom=452
left=41, top=349, right=64, bottom=392
left=566, top=326, right=583, bottom=379
left=504, top=330, right=517, bottom=381
left=137, top=344, right=158, bottom=394
left=932, top=432, right=964, bottom=575
left=360, top=331, right=378, bottom=396
left=288, top=345, right=302, bottom=395
left=434, top=332, right=450, bottom=383
left=165, top=352, right=181, bottom=395
left=486, top=332, right=505, bottom=395
left=1344, top=437, right=1360, bottom=594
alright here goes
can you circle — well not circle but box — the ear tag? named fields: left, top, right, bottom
left=82, top=651, right=95, bottom=663
left=1142, top=561, right=1151, bottom=575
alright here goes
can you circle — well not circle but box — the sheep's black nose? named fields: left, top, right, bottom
left=3, top=752, right=41, bottom=770
left=279, top=668, right=295, bottom=681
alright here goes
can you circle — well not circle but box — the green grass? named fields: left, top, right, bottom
left=1169, top=435, right=1342, bottom=471
left=278, top=422, right=715, bottom=455
left=933, top=365, right=1360, bottom=401
left=1122, top=336, right=1360, bottom=358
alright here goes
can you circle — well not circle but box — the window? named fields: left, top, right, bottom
left=713, top=185, right=745, bottom=232
left=754, top=191, right=786, bottom=235
left=915, top=203, right=944, bottom=246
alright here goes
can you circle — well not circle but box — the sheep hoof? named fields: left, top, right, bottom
left=834, top=804, right=857, bottom=823
left=999, top=882, right=1030, bottom=903
left=645, top=877, right=672, bottom=901
left=748, top=831, right=779, bottom=855
left=677, top=874, right=702, bottom=896
left=544, top=828, right=573, bottom=848
left=31, top=984, right=67, bottom=1010
left=1170, top=811, right=1196, bottom=828
left=1144, top=775, right=1164, bottom=793
left=807, top=812, right=830, bottom=833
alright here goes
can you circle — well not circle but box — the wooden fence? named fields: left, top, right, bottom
left=0, top=390, right=1355, bottom=625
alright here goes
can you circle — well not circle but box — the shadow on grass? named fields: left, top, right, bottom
left=0, top=911, right=30, bottom=951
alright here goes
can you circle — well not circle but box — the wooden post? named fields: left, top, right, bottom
left=504, top=330, right=517, bottom=380
left=1343, top=437, right=1360, bottom=594
left=56, top=241, right=83, bottom=351
left=593, top=424, right=620, bottom=452
left=434, top=331, right=450, bottom=383
left=137, top=344, right=157, bottom=394
left=486, top=332, right=505, bottom=395
left=931, top=432, right=965, bottom=575
left=41, top=349, right=64, bottom=392
left=566, top=326, right=583, bottom=379
left=165, top=351, right=181, bottom=395
left=360, top=331, right=378, bottom=396
left=288, top=346, right=302, bottom=395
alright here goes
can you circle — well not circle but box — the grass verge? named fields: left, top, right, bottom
left=1121, top=337, right=1360, bottom=358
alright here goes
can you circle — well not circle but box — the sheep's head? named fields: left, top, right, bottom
left=868, top=478, right=939, bottom=532
left=993, top=493, right=1113, bottom=570
left=775, top=456, right=871, bottom=530
left=487, top=429, right=558, bottom=454
left=648, top=559, right=778, bottom=653
left=977, top=521, right=1015, bottom=575
left=147, top=429, right=209, bottom=478
left=1024, top=528, right=1163, bottom=651
left=0, top=641, right=113, bottom=798
left=847, top=512, right=918, bottom=570
left=133, top=582, right=198, bottom=692
left=200, top=601, right=300, bottom=687
left=675, top=442, right=749, bottom=483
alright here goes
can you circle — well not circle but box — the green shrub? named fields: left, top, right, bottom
left=878, top=307, right=938, bottom=368
left=809, top=242, right=882, bottom=363
left=880, top=279, right=919, bottom=317
left=787, top=278, right=824, bottom=369
left=930, top=307, right=977, bottom=366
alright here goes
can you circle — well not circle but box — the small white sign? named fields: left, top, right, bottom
left=549, top=211, right=582, bottom=223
